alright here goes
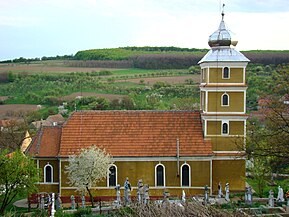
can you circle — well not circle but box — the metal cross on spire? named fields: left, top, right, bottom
left=221, top=3, right=225, bottom=20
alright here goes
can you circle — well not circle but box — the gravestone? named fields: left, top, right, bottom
left=55, top=194, right=62, bottom=210
left=51, top=193, right=56, bottom=217
left=40, top=194, right=45, bottom=210
left=218, top=182, right=223, bottom=198
left=143, top=184, right=150, bottom=204
left=268, top=189, right=274, bottom=207
left=204, top=185, right=209, bottom=205
left=70, top=195, right=76, bottom=210
left=124, top=177, right=131, bottom=206
left=245, top=186, right=253, bottom=205
left=277, top=186, right=285, bottom=202
left=115, top=184, right=121, bottom=205
left=182, top=190, right=186, bottom=203
left=81, top=194, right=86, bottom=208
left=225, top=183, right=230, bottom=201
left=137, top=179, right=144, bottom=203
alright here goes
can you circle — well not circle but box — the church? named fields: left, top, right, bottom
left=26, top=10, right=249, bottom=198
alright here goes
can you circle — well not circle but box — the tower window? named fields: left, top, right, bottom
left=181, top=164, right=190, bottom=187
left=222, top=122, right=229, bottom=135
left=223, top=67, right=230, bottom=79
left=222, top=93, right=229, bottom=106
left=155, top=164, right=165, bottom=187
left=108, top=165, right=117, bottom=187
left=44, top=163, right=53, bottom=183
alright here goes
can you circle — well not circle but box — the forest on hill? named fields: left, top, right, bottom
left=1, top=47, right=289, bottom=69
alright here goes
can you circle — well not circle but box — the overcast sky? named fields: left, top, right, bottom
left=0, top=0, right=289, bottom=60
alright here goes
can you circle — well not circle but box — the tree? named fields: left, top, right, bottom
left=247, top=66, right=289, bottom=173
left=65, top=145, right=114, bottom=207
left=0, top=149, right=39, bottom=215
left=0, top=119, right=31, bottom=152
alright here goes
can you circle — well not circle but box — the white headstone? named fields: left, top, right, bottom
left=225, top=183, right=230, bottom=201
left=269, top=190, right=274, bottom=207
left=277, top=186, right=285, bottom=202
left=182, top=190, right=186, bottom=203
left=51, top=193, right=55, bottom=217
left=218, top=182, right=223, bottom=198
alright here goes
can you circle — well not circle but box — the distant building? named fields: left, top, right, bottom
left=26, top=9, right=249, bottom=198
left=31, top=114, right=65, bottom=129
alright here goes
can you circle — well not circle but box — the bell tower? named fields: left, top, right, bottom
left=198, top=6, right=250, bottom=192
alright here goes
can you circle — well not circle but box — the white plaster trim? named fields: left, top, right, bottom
left=213, top=151, right=246, bottom=154
left=205, top=112, right=245, bottom=115
left=243, top=67, right=246, bottom=84
left=244, top=89, right=247, bottom=113
left=59, top=157, right=213, bottom=161
left=205, top=91, right=208, bottom=112
left=180, top=163, right=191, bottom=187
left=59, top=158, right=62, bottom=195
left=200, top=87, right=247, bottom=91
left=199, top=62, right=248, bottom=68
left=107, top=164, right=118, bottom=187
left=222, top=67, right=230, bottom=79
left=213, top=156, right=246, bottom=160
left=44, top=163, right=53, bottom=183
left=37, top=182, right=59, bottom=185
left=221, top=121, right=229, bottom=135
left=155, top=163, right=166, bottom=187
left=221, top=93, right=229, bottom=106
left=201, top=116, right=247, bottom=121
left=206, top=134, right=244, bottom=137
left=210, top=160, right=212, bottom=196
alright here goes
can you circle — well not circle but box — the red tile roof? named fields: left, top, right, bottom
left=26, top=126, right=61, bottom=157
left=59, top=111, right=212, bottom=157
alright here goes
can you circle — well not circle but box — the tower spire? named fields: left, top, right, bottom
left=221, top=4, right=225, bottom=20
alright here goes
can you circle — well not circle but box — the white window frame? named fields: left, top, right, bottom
left=44, top=163, right=53, bottom=183
left=180, top=163, right=191, bottom=187
left=107, top=164, right=118, bottom=187
left=222, top=121, right=229, bottom=135
left=222, top=67, right=230, bottom=79
left=155, top=163, right=166, bottom=187
left=221, top=93, right=229, bottom=106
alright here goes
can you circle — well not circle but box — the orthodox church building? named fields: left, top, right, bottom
left=26, top=10, right=249, bottom=198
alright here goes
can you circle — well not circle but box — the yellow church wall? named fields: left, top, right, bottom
left=39, top=159, right=59, bottom=183
left=207, top=136, right=245, bottom=151
left=207, top=120, right=245, bottom=136
left=208, top=92, right=244, bottom=112
left=37, top=184, right=59, bottom=193
left=58, top=160, right=211, bottom=197
left=212, top=160, right=245, bottom=193
left=190, top=161, right=210, bottom=187
left=209, top=68, right=244, bottom=83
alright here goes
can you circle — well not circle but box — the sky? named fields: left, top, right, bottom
left=0, top=0, right=289, bottom=60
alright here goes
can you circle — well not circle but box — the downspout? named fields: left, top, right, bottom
left=177, top=138, right=180, bottom=177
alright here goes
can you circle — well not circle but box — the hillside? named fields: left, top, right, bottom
left=2, top=47, right=289, bottom=69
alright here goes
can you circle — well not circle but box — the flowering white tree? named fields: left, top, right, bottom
left=65, top=145, right=114, bottom=207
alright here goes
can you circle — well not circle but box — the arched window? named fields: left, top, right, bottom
left=181, top=164, right=191, bottom=187
left=108, top=165, right=117, bottom=187
left=223, top=67, right=230, bottom=79
left=155, top=164, right=165, bottom=187
left=222, top=93, right=229, bottom=106
left=44, top=163, right=53, bottom=183
left=222, top=122, right=229, bottom=135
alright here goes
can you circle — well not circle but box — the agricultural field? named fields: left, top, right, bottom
left=0, top=58, right=286, bottom=122
left=0, top=61, right=200, bottom=121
